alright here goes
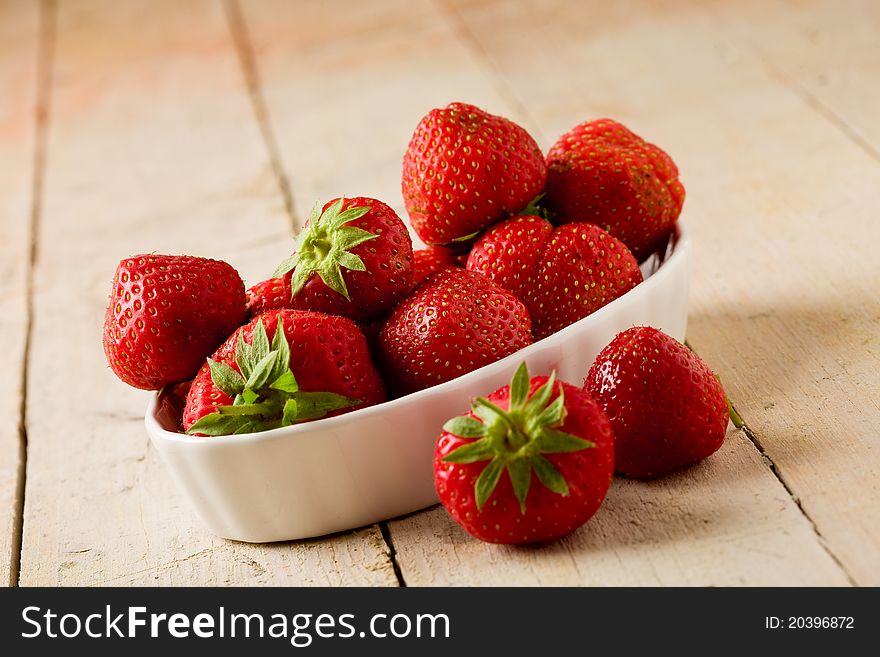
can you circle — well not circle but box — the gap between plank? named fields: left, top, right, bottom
left=222, top=0, right=299, bottom=234
left=752, top=49, right=880, bottom=167
left=731, top=404, right=858, bottom=586
left=378, top=522, right=407, bottom=587
left=10, top=0, right=56, bottom=588
left=699, top=0, right=880, bottom=169
left=435, top=0, right=547, bottom=144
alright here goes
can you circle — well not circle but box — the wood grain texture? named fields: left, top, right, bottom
left=7, top=0, right=878, bottom=586
left=0, top=0, right=39, bottom=587
left=238, top=0, right=537, bottom=236
left=435, top=0, right=878, bottom=584
left=714, top=0, right=880, bottom=158
left=17, top=0, right=396, bottom=587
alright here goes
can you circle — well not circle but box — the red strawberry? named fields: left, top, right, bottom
left=378, top=268, right=532, bottom=395
left=102, top=254, right=246, bottom=390
left=270, top=197, right=413, bottom=322
left=467, top=216, right=642, bottom=340
left=183, top=309, right=386, bottom=435
left=412, top=246, right=464, bottom=285
left=245, top=274, right=289, bottom=318
left=402, top=102, right=546, bottom=246
left=585, top=327, right=729, bottom=478
left=544, top=119, right=685, bottom=259
left=435, top=362, right=614, bottom=544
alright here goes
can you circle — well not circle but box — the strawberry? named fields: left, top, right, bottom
left=544, top=119, right=685, bottom=259
left=467, top=216, right=643, bottom=340
left=378, top=268, right=532, bottom=395
left=585, top=326, right=729, bottom=478
left=402, top=102, right=546, bottom=246
left=412, top=246, right=464, bottom=286
left=102, top=254, right=246, bottom=390
left=271, top=197, right=413, bottom=322
left=435, top=362, right=614, bottom=544
left=183, top=309, right=386, bottom=435
left=244, top=274, right=289, bottom=318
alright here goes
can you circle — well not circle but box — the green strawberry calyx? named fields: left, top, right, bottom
left=441, top=362, right=595, bottom=514
left=517, top=193, right=552, bottom=220
left=186, top=317, right=359, bottom=436
left=272, top=198, right=378, bottom=301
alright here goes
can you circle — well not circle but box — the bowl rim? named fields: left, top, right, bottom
left=146, top=224, right=690, bottom=446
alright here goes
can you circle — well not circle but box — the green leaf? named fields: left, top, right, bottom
left=475, top=457, right=505, bottom=510
left=241, top=388, right=259, bottom=404
left=251, top=319, right=270, bottom=364
left=471, top=397, right=511, bottom=427
left=509, top=362, right=530, bottom=411
left=207, top=359, right=244, bottom=398
left=270, top=369, right=299, bottom=393
left=272, top=253, right=299, bottom=278
left=213, top=400, right=278, bottom=417
left=507, top=459, right=531, bottom=514
left=450, top=230, right=480, bottom=243
left=332, top=205, right=371, bottom=229
left=334, top=226, right=377, bottom=251
left=305, top=199, right=322, bottom=225
left=535, top=392, right=567, bottom=427
left=269, top=317, right=291, bottom=382
left=523, top=370, right=557, bottom=416
left=289, top=262, right=314, bottom=298
left=316, top=261, right=351, bottom=300
left=233, top=421, right=258, bottom=435
left=290, top=391, right=359, bottom=421
left=319, top=198, right=345, bottom=226
left=235, top=331, right=253, bottom=379
left=530, top=454, right=570, bottom=496
left=186, top=413, right=255, bottom=436
left=727, top=396, right=743, bottom=429
left=282, top=398, right=299, bottom=426
left=441, top=438, right=494, bottom=464
left=246, top=351, right=280, bottom=391
left=336, top=250, right=367, bottom=272
left=517, top=192, right=550, bottom=219
left=537, top=428, right=595, bottom=453
left=442, top=416, right=487, bottom=438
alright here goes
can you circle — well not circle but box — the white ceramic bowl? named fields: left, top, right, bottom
left=145, top=225, right=690, bottom=543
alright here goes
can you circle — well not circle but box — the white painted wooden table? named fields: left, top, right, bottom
left=2, top=0, right=877, bottom=586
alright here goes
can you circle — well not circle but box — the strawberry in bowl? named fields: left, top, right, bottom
left=247, top=196, right=413, bottom=323
left=378, top=267, right=532, bottom=395
left=402, top=102, right=546, bottom=246
left=467, top=215, right=643, bottom=339
left=411, top=246, right=465, bottom=285
left=544, top=118, right=685, bottom=260
left=184, top=309, right=386, bottom=435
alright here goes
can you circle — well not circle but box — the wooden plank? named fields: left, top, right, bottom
left=431, top=0, right=879, bottom=584
left=0, top=0, right=39, bottom=587
left=237, top=0, right=535, bottom=234
left=18, top=0, right=396, bottom=586
left=244, top=0, right=855, bottom=584
left=713, top=0, right=880, bottom=157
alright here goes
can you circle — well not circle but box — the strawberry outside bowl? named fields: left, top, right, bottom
left=144, top=225, right=691, bottom=543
